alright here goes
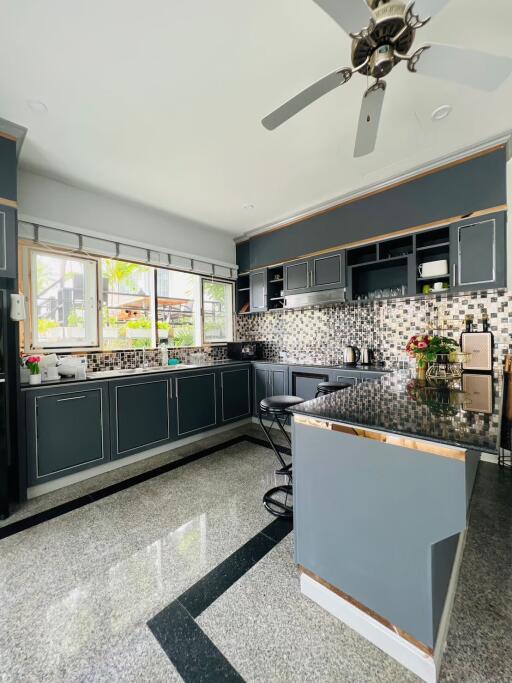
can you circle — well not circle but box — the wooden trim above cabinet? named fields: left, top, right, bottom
left=245, top=203, right=507, bottom=273
left=0, top=197, right=17, bottom=209
left=0, top=131, right=17, bottom=142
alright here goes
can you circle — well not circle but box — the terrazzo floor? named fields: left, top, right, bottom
left=0, top=424, right=510, bottom=682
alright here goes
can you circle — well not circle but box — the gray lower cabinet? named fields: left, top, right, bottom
left=220, top=366, right=251, bottom=422
left=26, top=382, right=110, bottom=485
left=253, top=363, right=288, bottom=415
left=175, top=371, right=217, bottom=436
left=450, top=212, right=506, bottom=292
left=110, top=375, right=172, bottom=459
left=331, top=369, right=387, bottom=385
left=289, top=366, right=330, bottom=401
left=0, top=208, right=16, bottom=279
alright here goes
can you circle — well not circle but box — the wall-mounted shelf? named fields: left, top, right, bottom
left=417, top=274, right=450, bottom=282
left=416, top=242, right=450, bottom=252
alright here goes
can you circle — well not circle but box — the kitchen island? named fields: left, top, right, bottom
left=290, top=370, right=502, bottom=683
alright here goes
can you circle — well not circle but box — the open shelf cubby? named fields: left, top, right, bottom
left=415, top=227, right=450, bottom=295
left=347, top=243, right=377, bottom=266
left=350, top=257, right=409, bottom=302
left=236, top=273, right=250, bottom=314
left=415, top=226, right=450, bottom=250
left=379, top=235, right=413, bottom=260
left=267, top=265, right=285, bottom=310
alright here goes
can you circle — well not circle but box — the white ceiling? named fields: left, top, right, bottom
left=1, top=0, right=511, bottom=239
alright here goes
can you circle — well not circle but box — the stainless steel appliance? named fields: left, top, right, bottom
left=461, top=332, right=493, bottom=372
left=227, top=341, right=262, bottom=361
left=361, top=348, right=375, bottom=365
left=343, top=346, right=360, bottom=366
left=285, top=289, right=345, bottom=309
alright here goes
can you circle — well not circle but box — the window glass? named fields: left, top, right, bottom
left=156, top=269, right=201, bottom=347
left=202, top=280, right=233, bottom=343
left=101, top=259, right=155, bottom=350
left=31, top=251, right=98, bottom=348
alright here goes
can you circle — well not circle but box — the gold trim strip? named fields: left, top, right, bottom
left=0, top=197, right=17, bottom=209
left=238, top=144, right=505, bottom=245
left=0, top=131, right=17, bottom=142
left=245, top=204, right=506, bottom=272
left=299, top=565, right=434, bottom=657
left=294, top=414, right=466, bottom=461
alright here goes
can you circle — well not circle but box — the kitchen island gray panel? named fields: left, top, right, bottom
left=293, top=421, right=472, bottom=649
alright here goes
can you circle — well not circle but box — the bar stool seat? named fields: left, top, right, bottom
left=259, top=394, right=303, bottom=519
left=315, top=381, right=352, bottom=397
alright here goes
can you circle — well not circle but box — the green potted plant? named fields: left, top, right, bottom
left=405, top=335, right=458, bottom=380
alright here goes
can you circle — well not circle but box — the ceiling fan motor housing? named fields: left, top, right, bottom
left=352, top=1, right=414, bottom=77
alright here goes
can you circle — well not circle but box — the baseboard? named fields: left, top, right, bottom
left=27, top=419, right=251, bottom=499
left=480, top=451, right=498, bottom=465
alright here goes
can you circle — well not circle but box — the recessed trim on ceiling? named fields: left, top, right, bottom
left=236, top=133, right=511, bottom=244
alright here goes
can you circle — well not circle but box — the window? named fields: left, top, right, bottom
left=202, top=280, right=233, bottom=343
left=30, top=251, right=98, bottom=349
left=156, top=269, right=202, bottom=347
left=101, top=259, right=155, bottom=350
left=24, top=246, right=234, bottom=351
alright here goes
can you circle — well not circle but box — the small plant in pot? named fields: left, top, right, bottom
left=405, top=335, right=458, bottom=380
left=25, top=355, right=42, bottom=385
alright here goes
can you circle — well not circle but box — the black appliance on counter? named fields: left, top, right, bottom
left=227, top=341, right=263, bottom=361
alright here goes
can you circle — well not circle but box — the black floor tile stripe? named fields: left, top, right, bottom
left=148, top=517, right=293, bottom=683
left=0, top=432, right=288, bottom=540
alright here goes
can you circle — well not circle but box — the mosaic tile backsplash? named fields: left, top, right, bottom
left=235, top=289, right=512, bottom=368
left=83, top=345, right=227, bottom=373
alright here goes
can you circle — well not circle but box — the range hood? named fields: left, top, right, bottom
left=285, top=289, right=345, bottom=309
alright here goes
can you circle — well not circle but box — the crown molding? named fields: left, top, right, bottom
left=235, top=131, right=512, bottom=244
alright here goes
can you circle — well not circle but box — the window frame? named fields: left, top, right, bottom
left=21, top=244, right=235, bottom=353
left=26, top=246, right=101, bottom=352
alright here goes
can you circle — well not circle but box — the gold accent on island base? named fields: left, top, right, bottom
left=0, top=197, right=17, bottom=209
left=299, top=565, right=434, bottom=657
left=293, top=414, right=466, bottom=461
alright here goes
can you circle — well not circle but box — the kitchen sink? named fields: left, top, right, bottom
left=87, top=364, right=198, bottom=380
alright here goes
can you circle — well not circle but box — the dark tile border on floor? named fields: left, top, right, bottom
left=148, top=517, right=293, bottom=683
left=0, top=434, right=291, bottom=541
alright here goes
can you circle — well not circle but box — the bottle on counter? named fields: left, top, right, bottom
left=160, top=342, right=169, bottom=367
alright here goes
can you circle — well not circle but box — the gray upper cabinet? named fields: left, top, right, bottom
left=310, top=250, right=346, bottom=292
left=250, top=269, right=267, bottom=312
left=220, top=366, right=251, bottom=422
left=26, top=382, right=109, bottom=485
left=284, top=259, right=310, bottom=294
left=450, top=212, right=506, bottom=292
left=110, top=375, right=171, bottom=459
left=175, top=371, right=217, bottom=436
left=0, top=208, right=16, bottom=279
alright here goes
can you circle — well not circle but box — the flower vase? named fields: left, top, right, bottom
left=29, top=373, right=42, bottom=385
left=416, top=363, right=427, bottom=381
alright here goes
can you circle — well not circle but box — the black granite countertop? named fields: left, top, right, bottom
left=291, top=369, right=503, bottom=454
left=252, top=361, right=392, bottom=373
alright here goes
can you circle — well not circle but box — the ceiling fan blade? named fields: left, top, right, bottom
left=313, top=0, right=373, bottom=35
left=414, top=43, right=512, bottom=92
left=413, top=0, right=452, bottom=20
left=354, top=81, right=386, bottom=158
left=262, top=69, right=351, bottom=130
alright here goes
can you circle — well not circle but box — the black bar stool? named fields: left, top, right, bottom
left=259, top=395, right=303, bottom=518
left=315, top=381, right=352, bottom=397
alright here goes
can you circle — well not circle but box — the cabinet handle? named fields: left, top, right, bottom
left=452, top=263, right=457, bottom=287
left=0, top=378, right=5, bottom=384
left=175, top=379, right=179, bottom=398
left=57, top=395, right=86, bottom=402
left=169, top=379, right=173, bottom=399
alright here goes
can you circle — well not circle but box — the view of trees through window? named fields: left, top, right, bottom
left=28, top=249, right=233, bottom=350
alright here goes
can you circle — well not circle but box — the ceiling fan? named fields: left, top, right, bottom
left=262, top=0, right=512, bottom=157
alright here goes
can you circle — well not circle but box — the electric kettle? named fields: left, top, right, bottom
left=343, top=346, right=360, bottom=366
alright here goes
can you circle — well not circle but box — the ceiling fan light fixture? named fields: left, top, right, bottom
left=431, top=104, right=452, bottom=121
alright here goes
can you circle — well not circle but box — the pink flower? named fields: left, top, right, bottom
left=417, top=341, right=428, bottom=349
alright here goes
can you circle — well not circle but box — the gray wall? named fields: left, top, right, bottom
left=18, top=170, right=237, bottom=265
left=239, top=148, right=506, bottom=270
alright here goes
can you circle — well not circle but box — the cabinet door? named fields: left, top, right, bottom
left=0, top=208, right=16, bottom=279
left=253, top=366, right=269, bottom=415
left=284, top=259, right=310, bottom=294
left=176, top=372, right=217, bottom=436
left=221, top=367, right=251, bottom=422
left=27, top=385, right=108, bottom=484
left=270, top=367, right=287, bottom=396
left=333, top=372, right=359, bottom=385
left=250, top=269, right=267, bottom=312
left=310, top=251, right=345, bottom=291
left=451, top=213, right=506, bottom=291
left=290, top=369, right=330, bottom=401
left=111, top=377, right=170, bottom=459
